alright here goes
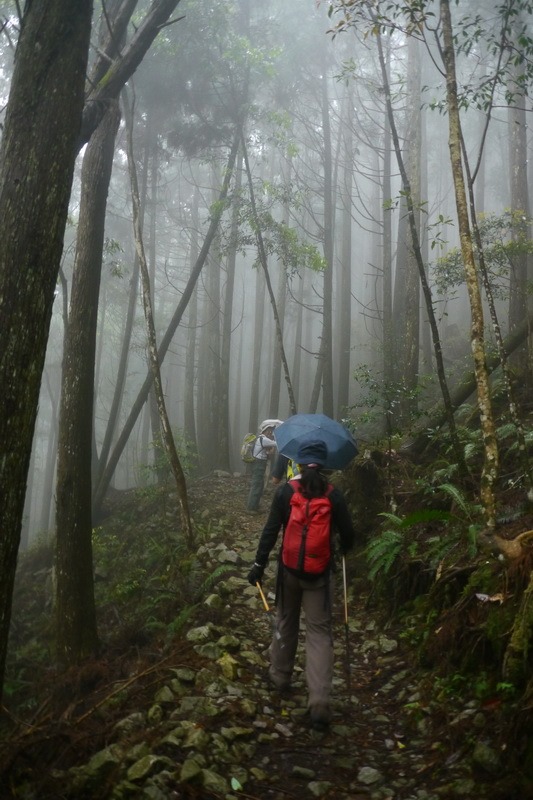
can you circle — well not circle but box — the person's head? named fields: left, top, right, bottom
left=260, top=418, right=282, bottom=435
left=296, top=440, right=328, bottom=497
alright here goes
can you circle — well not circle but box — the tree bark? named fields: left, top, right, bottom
left=374, top=24, right=464, bottom=471
left=0, top=0, right=93, bottom=696
left=124, top=93, right=194, bottom=547
left=441, top=0, right=498, bottom=527
left=56, top=102, right=121, bottom=665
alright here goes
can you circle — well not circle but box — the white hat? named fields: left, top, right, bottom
left=259, top=418, right=283, bottom=432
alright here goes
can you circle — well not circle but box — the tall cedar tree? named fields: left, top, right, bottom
left=0, top=0, right=93, bottom=699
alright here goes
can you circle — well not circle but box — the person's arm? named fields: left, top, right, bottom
left=247, top=484, right=291, bottom=583
left=271, top=453, right=288, bottom=484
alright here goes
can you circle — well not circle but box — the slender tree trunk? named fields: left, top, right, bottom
left=39, top=371, right=60, bottom=536
left=124, top=93, right=194, bottom=547
left=183, top=186, right=200, bottom=456
left=93, top=133, right=240, bottom=512
left=400, top=37, right=422, bottom=423
left=408, top=307, right=533, bottom=454
left=56, top=102, right=120, bottom=665
left=382, top=41, right=393, bottom=391
left=196, top=172, right=224, bottom=472
left=311, top=70, right=334, bottom=417
left=337, top=89, right=354, bottom=418
left=508, top=57, right=530, bottom=364
left=241, top=134, right=297, bottom=416
left=441, top=0, right=498, bottom=526
left=219, top=157, right=242, bottom=470
left=269, top=155, right=291, bottom=418
left=248, top=267, right=265, bottom=433
left=374, top=25, right=464, bottom=471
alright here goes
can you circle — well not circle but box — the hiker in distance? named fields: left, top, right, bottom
left=247, top=440, right=356, bottom=731
left=246, top=419, right=281, bottom=514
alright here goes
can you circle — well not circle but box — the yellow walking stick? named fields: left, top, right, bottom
left=256, top=581, right=270, bottom=612
left=342, top=556, right=351, bottom=689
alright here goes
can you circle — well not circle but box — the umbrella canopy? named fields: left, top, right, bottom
left=274, top=413, right=358, bottom=470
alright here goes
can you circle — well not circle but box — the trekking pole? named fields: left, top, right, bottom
left=342, top=556, right=351, bottom=690
left=256, top=581, right=270, bottom=612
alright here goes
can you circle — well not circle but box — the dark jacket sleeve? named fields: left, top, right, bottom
left=271, top=453, right=289, bottom=481
left=254, top=483, right=292, bottom=567
left=330, top=488, right=356, bottom=555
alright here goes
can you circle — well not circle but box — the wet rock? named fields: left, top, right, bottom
left=472, top=740, right=501, bottom=774
left=179, top=754, right=205, bottom=782
left=217, top=652, right=240, bottom=679
left=217, top=633, right=240, bottom=650
left=200, top=767, right=229, bottom=794
left=357, top=766, right=383, bottom=785
left=204, top=592, right=223, bottom=609
left=154, top=685, right=175, bottom=704
left=292, top=765, right=316, bottom=778
left=220, top=725, right=254, bottom=740
left=113, top=711, right=146, bottom=737
left=127, top=755, right=173, bottom=782
left=309, top=781, right=334, bottom=797
left=186, top=622, right=218, bottom=642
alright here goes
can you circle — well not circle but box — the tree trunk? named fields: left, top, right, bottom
left=183, top=186, right=200, bottom=456
left=382, top=41, right=393, bottom=392
left=124, top=93, right=194, bottom=547
left=56, top=102, right=121, bottom=666
left=374, top=24, right=464, bottom=471
left=219, top=157, right=242, bottom=470
left=503, top=569, right=533, bottom=686
left=78, top=0, right=183, bottom=149
left=406, top=306, right=533, bottom=454
left=440, top=0, right=498, bottom=527
left=508, top=54, right=530, bottom=364
left=93, top=133, right=240, bottom=513
left=311, top=70, right=334, bottom=417
left=337, top=89, right=354, bottom=418
left=269, top=155, right=291, bottom=418
left=241, top=135, right=297, bottom=417
left=0, top=0, right=92, bottom=697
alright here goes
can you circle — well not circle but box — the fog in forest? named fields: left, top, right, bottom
left=2, top=0, right=529, bottom=546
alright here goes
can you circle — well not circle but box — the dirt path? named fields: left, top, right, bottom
left=0, top=473, right=522, bottom=799
left=200, top=475, right=514, bottom=800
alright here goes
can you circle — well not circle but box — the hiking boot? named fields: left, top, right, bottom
left=266, top=669, right=292, bottom=695
left=309, top=703, right=331, bottom=731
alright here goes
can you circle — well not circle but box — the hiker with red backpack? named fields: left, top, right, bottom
left=247, top=439, right=356, bottom=731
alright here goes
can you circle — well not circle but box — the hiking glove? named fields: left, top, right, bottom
left=247, top=563, right=265, bottom=586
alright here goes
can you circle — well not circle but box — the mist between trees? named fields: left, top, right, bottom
left=0, top=0, right=532, bottom=682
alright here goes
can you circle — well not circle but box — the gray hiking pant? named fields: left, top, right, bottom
left=269, top=567, right=334, bottom=712
left=247, top=458, right=268, bottom=511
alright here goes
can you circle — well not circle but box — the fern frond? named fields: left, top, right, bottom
left=366, top=529, right=403, bottom=581
left=438, top=483, right=470, bottom=515
left=198, top=563, right=235, bottom=595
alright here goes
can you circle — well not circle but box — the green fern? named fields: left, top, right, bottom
left=166, top=605, right=197, bottom=641
left=366, top=529, right=404, bottom=581
left=438, top=482, right=478, bottom=519
left=198, top=563, right=235, bottom=595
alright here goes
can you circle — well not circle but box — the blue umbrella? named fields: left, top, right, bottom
left=274, top=413, right=358, bottom=470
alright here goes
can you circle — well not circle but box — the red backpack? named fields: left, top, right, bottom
left=282, top=479, right=334, bottom=577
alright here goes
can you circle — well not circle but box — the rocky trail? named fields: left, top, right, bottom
left=0, top=474, right=524, bottom=799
